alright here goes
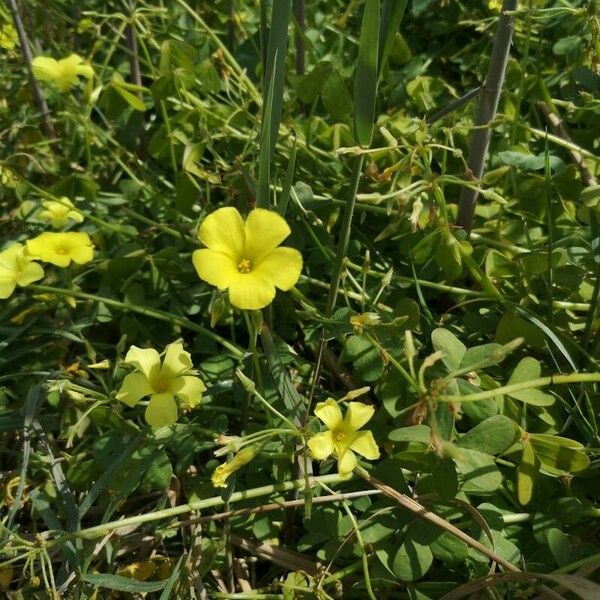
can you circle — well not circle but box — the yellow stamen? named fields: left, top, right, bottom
left=334, top=431, right=346, bottom=442
left=238, top=258, right=252, bottom=273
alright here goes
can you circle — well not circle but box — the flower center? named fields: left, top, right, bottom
left=237, top=258, right=252, bottom=273
left=56, top=247, right=66, bottom=255
left=154, top=378, right=169, bottom=393
left=333, top=431, right=346, bottom=442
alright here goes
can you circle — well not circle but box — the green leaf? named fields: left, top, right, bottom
left=547, top=527, right=572, bottom=566
left=432, top=457, right=458, bottom=501
left=111, top=73, right=147, bottom=111
left=431, top=328, right=466, bottom=372
left=343, top=334, right=384, bottom=382
left=391, top=535, right=433, bottom=582
left=517, top=439, right=539, bottom=506
left=389, top=425, right=431, bottom=444
left=82, top=573, right=166, bottom=593
left=378, top=0, right=408, bottom=78
left=456, top=416, right=518, bottom=455
left=353, top=0, right=380, bottom=146
left=430, top=532, right=468, bottom=566
left=453, top=448, right=502, bottom=494
left=506, top=358, right=554, bottom=406
left=529, top=434, right=590, bottom=474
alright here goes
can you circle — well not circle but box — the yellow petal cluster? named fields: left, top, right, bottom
left=211, top=445, right=260, bottom=488
left=39, top=197, right=84, bottom=228
left=116, top=342, right=206, bottom=430
left=26, top=232, right=93, bottom=267
left=31, top=54, right=94, bottom=91
left=0, top=243, right=44, bottom=299
left=308, top=399, right=380, bottom=478
left=192, top=207, right=302, bottom=310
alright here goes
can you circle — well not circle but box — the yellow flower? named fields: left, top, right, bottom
left=39, top=197, right=84, bottom=228
left=116, top=342, right=206, bottom=430
left=211, top=445, right=260, bottom=488
left=31, top=54, right=94, bottom=91
left=0, top=243, right=44, bottom=299
left=0, top=24, right=17, bottom=51
left=192, top=207, right=302, bottom=310
left=26, top=232, right=94, bottom=267
left=308, top=399, right=380, bottom=478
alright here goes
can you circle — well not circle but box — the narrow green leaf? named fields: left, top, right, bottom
left=378, top=0, right=408, bottom=78
left=82, top=573, right=167, bottom=593
left=257, top=0, right=291, bottom=208
left=277, top=141, right=297, bottom=217
left=353, top=0, right=380, bottom=146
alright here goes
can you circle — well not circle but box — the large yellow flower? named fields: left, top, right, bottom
left=192, top=207, right=302, bottom=310
left=31, top=54, right=94, bottom=91
left=26, top=232, right=93, bottom=267
left=117, top=342, right=206, bottom=430
left=0, top=243, right=44, bottom=299
left=308, top=399, right=380, bottom=478
left=39, top=197, right=84, bottom=228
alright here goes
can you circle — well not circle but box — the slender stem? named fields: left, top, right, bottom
left=27, top=284, right=244, bottom=357
left=7, top=0, right=55, bottom=139
left=426, top=85, right=482, bottom=125
left=439, top=373, right=600, bottom=403
left=326, top=155, right=365, bottom=316
left=457, top=0, right=518, bottom=232
left=50, top=474, right=343, bottom=542
left=293, top=0, right=305, bottom=75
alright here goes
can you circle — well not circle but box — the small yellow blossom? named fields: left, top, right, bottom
left=31, top=54, right=94, bottom=91
left=211, top=445, right=260, bottom=488
left=26, top=232, right=94, bottom=267
left=308, top=399, right=380, bottom=478
left=116, top=342, right=206, bottom=430
left=192, top=207, right=303, bottom=310
left=0, top=243, right=44, bottom=299
left=0, top=24, right=17, bottom=51
left=39, top=197, right=84, bottom=228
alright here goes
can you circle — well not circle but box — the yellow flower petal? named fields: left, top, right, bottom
left=0, top=243, right=44, bottom=297
left=243, top=208, right=291, bottom=262
left=314, top=399, right=344, bottom=431
left=337, top=449, right=357, bottom=476
left=307, top=431, right=335, bottom=460
left=161, top=342, right=192, bottom=381
left=228, top=273, right=275, bottom=310
left=16, top=261, right=44, bottom=287
left=350, top=431, right=380, bottom=460
left=344, top=402, right=375, bottom=430
left=26, top=232, right=93, bottom=267
left=192, top=248, right=238, bottom=290
left=171, top=375, right=206, bottom=408
left=31, top=56, right=61, bottom=81
left=198, top=207, right=245, bottom=257
left=253, top=247, right=302, bottom=291
left=116, top=372, right=153, bottom=407
left=0, top=280, right=16, bottom=299
left=145, top=392, right=178, bottom=429
left=124, top=346, right=161, bottom=381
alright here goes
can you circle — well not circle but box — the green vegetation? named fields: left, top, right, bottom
left=1, top=0, right=600, bottom=597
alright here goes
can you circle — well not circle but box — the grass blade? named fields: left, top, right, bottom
left=257, top=0, right=291, bottom=208
left=353, top=0, right=380, bottom=147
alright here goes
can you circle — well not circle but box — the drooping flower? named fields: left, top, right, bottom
left=26, top=232, right=93, bottom=267
left=116, top=342, right=206, bottom=430
left=211, top=445, right=260, bottom=488
left=0, top=243, right=44, bottom=299
left=192, top=207, right=302, bottom=310
left=39, top=197, right=84, bottom=228
left=31, top=54, right=94, bottom=91
left=308, top=399, right=380, bottom=478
